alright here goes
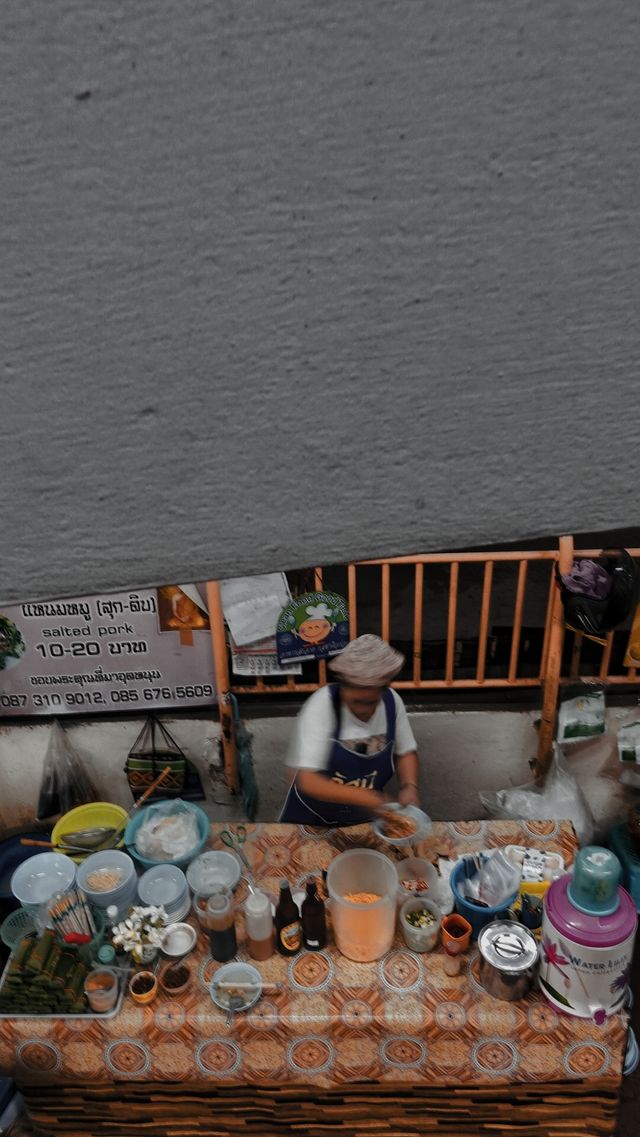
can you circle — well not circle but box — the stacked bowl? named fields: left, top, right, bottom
left=10, top=852, right=76, bottom=909
left=77, top=850, right=138, bottom=920
left=138, top=864, right=190, bottom=923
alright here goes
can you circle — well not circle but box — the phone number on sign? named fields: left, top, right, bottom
left=0, top=685, right=214, bottom=710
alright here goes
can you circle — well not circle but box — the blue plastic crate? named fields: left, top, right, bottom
left=608, top=823, right=640, bottom=912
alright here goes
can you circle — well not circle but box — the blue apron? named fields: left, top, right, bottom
left=279, top=684, right=397, bottom=826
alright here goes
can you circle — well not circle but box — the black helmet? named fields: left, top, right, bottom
left=558, top=548, right=638, bottom=637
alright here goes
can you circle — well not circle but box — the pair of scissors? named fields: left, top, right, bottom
left=220, top=825, right=251, bottom=873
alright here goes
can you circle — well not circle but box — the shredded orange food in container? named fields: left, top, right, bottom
left=343, top=891, right=381, bottom=904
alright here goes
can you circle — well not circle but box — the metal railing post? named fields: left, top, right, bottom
left=533, top=535, right=574, bottom=780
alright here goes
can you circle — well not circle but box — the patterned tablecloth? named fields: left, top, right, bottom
left=0, top=820, right=629, bottom=1089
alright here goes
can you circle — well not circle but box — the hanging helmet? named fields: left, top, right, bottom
left=558, top=548, right=638, bottom=637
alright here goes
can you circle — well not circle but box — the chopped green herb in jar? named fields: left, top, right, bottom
left=405, top=908, right=436, bottom=929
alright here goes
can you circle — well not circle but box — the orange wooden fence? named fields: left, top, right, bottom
left=209, top=538, right=640, bottom=789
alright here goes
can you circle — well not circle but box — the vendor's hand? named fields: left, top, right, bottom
left=397, top=783, right=420, bottom=808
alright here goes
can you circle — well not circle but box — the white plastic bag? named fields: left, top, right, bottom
left=478, top=746, right=595, bottom=847
left=134, top=800, right=200, bottom=859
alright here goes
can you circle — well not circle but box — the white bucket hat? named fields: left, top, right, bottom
left=328, top=634, right=404, bottom=687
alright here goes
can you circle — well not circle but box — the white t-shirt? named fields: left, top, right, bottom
left=287, top=686, right=417, bottom=773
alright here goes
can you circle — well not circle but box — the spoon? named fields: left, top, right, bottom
left=225, top=994, right=244, bottom=1028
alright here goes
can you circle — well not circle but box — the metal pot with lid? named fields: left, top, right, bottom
left=478, top=921, right=539, bottom=1002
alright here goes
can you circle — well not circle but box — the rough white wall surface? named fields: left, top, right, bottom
left=0, top=708, right=633, bottom=841
left=2, top=1, right=639, bottom=604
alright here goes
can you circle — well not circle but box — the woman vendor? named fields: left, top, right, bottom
left=279, top=634, right=422, bottom=826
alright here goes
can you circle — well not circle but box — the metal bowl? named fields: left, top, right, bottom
left=160, top=922, right=197, bottom=959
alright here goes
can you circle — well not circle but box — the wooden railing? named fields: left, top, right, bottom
left=209, top=539, right=640, bottom=790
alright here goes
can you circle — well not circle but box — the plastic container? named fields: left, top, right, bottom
left=125, top=800, right=209, bottom=868
left=394, top=858, right=438, bottom=907
left=54, top=906, right=106, bottom=965
left=76, top=850, right=138, bottom=915
left=441, top=912, right=472, bottom=955
left=0, top=830, right=51, bottom=908
left=244, top=890, right=275, bottom=961
left=10, top=852, right=76, bottom=907
left=207, top=888, right=238, bottom=962
left=450, top=858, right=519, bottom=940
left=84, top=967, right=119, bottom=1013
left=0, top=908, right=37, bottom=951
left=138, top=864, right=190, bottom=922
left=326, top=849, right=397, bottom=962
left=568, top=846, right=621, bottom=915
left=186, top=851, right=241, bottom=896
left=51, top=802, right=128, bottom=859
left=400, top=897, right=441, bottom=952
left=539, top=862, right=637, bottom=1021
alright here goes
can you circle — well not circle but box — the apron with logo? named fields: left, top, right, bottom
left=279, top=684, right=397, bottom=826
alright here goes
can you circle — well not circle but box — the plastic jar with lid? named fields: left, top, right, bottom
left=244, top=890, right=275, bottom=961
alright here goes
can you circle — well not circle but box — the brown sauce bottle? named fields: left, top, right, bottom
left=275, top=879, right=301, bottom=956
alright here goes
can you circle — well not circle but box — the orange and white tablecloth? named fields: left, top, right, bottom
left=0, top=820, right=629, bottom=1088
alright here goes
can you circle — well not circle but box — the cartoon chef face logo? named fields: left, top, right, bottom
left=297, top=602, right=334, bottom=645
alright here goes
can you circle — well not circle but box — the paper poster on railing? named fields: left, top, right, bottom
left=0, top=585, right=216, bottom=717
left=276, top=591, right=349, bottom=664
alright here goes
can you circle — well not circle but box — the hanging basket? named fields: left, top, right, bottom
left=124, top=716, right=206, bottom=803
left=125, top=717, right=186, bottom=801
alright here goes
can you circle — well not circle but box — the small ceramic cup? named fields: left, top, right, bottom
left=441, top=912, right=472, bottom=956
left=159, top=961, right=191, bottom=999
left=128, top=970, right=158, bottom=1005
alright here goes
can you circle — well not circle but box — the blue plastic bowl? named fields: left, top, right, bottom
left=124, top=800, right=210, bottom=868
left=450, top=857, right=519, bottom=940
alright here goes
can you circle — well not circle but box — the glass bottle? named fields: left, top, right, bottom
left=275, top=879, right=301, bottom=956
left=301, top=878, right=326, bottom=951
left=244, top=890, right=275, bottom=961
left=207, top=887, right=238, bottom=962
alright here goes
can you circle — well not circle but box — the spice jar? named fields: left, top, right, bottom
left=244, top=890, right=275, bottom=961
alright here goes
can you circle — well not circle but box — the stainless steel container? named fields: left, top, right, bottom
left=477, top=921, right=539, bottom=1002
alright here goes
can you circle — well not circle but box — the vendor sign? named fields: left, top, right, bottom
left=276, top=591, right=349, bottom=664
left=0, top=585, right=216, bottom=718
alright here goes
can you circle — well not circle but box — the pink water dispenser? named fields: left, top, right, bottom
left=539, top=846, right=637, bottom=1022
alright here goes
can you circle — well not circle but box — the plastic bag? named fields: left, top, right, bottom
left=476, top=849, right=522, bottom=907
left=478, top=746, right=595, bottom=847
left=557, top=684, right=606, bottom=744
left=36, top=720, right=99, bottom=821
left=134, top=799, right=200, bottom=859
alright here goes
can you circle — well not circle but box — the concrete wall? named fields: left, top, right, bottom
left=2, top=0, right=640, bottom=606
left=1, top=708, right=636, bottom=844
